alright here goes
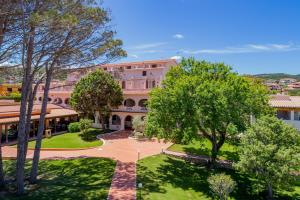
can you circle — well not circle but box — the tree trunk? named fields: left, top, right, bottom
left=24, top=81, right=41, bottom=157
left=100, top=114, right=105, bottom=130
left=16, top=18, right=36, bottom=194
left=267, top=183, right=273, bottom=200
left=29, top=69, right=52, bottom=184
left=0, top=131, right=5, bottom=190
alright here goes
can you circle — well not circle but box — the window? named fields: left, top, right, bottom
left=142, top=71, right=147, bottom=76
left=152, top=81, right=156, bottom=87
left=151, top=64, right=157, bottom=68
left=122, top=81, right=126, bottom=89
left=7, top=88, right=12, bottom=92
left=103, top=67, right=107, bottom=71
left=126, top=66, right=131, bottom=69
left=277, top=110, right=291, bottom=120
left=18, top=88, right=22, bottom=92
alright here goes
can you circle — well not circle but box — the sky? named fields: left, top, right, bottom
left=102, top=0, right=300, bottom=75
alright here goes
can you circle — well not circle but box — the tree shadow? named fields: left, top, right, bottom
left=137, top=155, right=299, bottom=200
left=79, top=128, right=104, bottom=142
left=3, top=158, right=116, bottom=200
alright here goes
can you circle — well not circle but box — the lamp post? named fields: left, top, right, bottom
left=138, top=183, right=143, bottom=199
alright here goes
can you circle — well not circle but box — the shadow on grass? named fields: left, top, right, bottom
left=78, top=128, right=111, bottom=142
left=137, top=155, right=299, bottom=200
left=2, top=158, right=116, bottom=200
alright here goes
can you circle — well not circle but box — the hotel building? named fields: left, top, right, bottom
left=36, top=59, right=177, bottom=130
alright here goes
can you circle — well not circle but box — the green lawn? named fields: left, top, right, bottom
left=137, top=154, right=300, bottom=200
left=168, top=137, right=239, bottom=161
left=2, top=158, right=116, bottom=200
left=27, top=128, right=104, bottom=149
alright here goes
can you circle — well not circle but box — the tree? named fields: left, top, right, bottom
left=208, top=173, right=236, bottom=200
left=132, top=116, right=146, bottom=136
left=0, top=0, right=126, bottom=194
left=235, top=116, right=300, bottom=200
left=71, top=69, right=123, bottom=129
left=146, top=58, right=271, bottom=164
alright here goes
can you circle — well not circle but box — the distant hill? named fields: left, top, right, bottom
left=252, top=73, right=300, bottom=81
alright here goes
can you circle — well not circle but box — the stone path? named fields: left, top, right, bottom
left=2, top=130, right=172, bottom=200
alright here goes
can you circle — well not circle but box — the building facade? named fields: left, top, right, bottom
left=270, top=95, right=300, bottom=130
left=36, top=59, right=177, bottom=130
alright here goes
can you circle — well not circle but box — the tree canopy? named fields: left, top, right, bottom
left=146, top=58, right=271, bottom=163
left=71, top=69, right=123, bottom=128
left=235, top=116, right=300, bottom=199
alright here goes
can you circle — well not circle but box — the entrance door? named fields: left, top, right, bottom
left=124, top=115, right=133, bottom=130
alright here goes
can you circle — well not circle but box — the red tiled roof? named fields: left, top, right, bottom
left=270, top=95, right=300, bottom=108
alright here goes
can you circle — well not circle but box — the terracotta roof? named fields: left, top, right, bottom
left=97, top=59, right=177, bottom=67
left=270, top=95, right=300, bottom=108
left=0, top=108, right=78, bottom=124
left=0, top=104, right=62, bottom=113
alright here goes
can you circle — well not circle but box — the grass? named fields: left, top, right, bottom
left=2, top=158, right=116, bottom=200
left=27, top=128, right=105, bottom=149
left=168, top=137, right=239, bottom=161
left=137, top=154, right=300, bottom=200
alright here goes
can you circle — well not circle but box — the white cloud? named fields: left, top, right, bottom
left=173, top=34, right=184, bottom=39
left=130, top=42, right=167, bottom=50
left=170, top=55, right=182, bottom=60
left=182, top=43, right=300, bottom=54
left=129, top=54, right=139, bottom=58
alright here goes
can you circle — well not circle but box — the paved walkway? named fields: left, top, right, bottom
left=2, top=130, right=172, bottom=200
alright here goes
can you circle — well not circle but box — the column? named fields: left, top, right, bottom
left=0, top=124, right=2, bottom=145
left=5, top=124, right=8, bottom=143
left=291, top=110, right=295, bottom=121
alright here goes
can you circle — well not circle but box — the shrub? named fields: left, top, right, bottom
left=10, top=92, right=21, bottom=102
left=79, top=118, right=93, bottom=135
left=68, top=122, right=80, bottom=133
left=132, top=116, right=145, bottom=133
left=208, top=173, right=236, bottom=200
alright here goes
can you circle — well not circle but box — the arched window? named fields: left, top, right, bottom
left=138, top=99, right=147, bottom=108
left=38, top=97, right=42, bottom=102
left=124, top=98, right=135, bottom=107
left=48, top=97, right=52, bottom=102
left=53, top=98, right=62, bottom=104
left=112, top=115, right=121, bottom=125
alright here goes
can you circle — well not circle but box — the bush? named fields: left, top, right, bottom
left=79, top=118, right=93, bottom=135
left=68, top=122, right=80, bottom=133
left=208, top=173, right=236, bottom=200
left=10, top=92, right=21, bottom=102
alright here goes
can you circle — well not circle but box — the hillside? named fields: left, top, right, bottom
left=252, top=73, right=300, bottom=81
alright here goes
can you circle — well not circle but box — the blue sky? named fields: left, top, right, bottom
left=103, top=0, right=300, bottom=74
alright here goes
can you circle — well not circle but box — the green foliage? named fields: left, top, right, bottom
left=288, top=89, right=300, bottom=96
left=252, top=73, right=300, bottom=81
left=68, top=122, right=81, bottom=133
left=208, top=173, right=236, bottom=200
left=132, top=116, right=145, bottom=133
left=79, top=119, right=93, bottom=135
left=146, top=58, right=271, bottom=161
left=71, top=69, right=123, bottom=126
left=0, top=92, right=21, bottom=102
left=235, top=116, right=300, bottom=198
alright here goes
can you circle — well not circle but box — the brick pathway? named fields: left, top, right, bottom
left=2, top=130, right=172, bottom=200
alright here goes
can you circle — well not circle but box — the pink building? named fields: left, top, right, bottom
left=36, top=59, right=177, bottom=130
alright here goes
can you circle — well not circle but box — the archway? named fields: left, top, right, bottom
left=112, top=115, right=121, bottom=125
left=138, top=99, right=147, bottom=108
left=124, top=115, right=133, bottom=130
left=64, top=98, right=70, bottom=105
left=124, top=98, right=135, bottom=107
left=53, top=97, right=63, bottom=104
